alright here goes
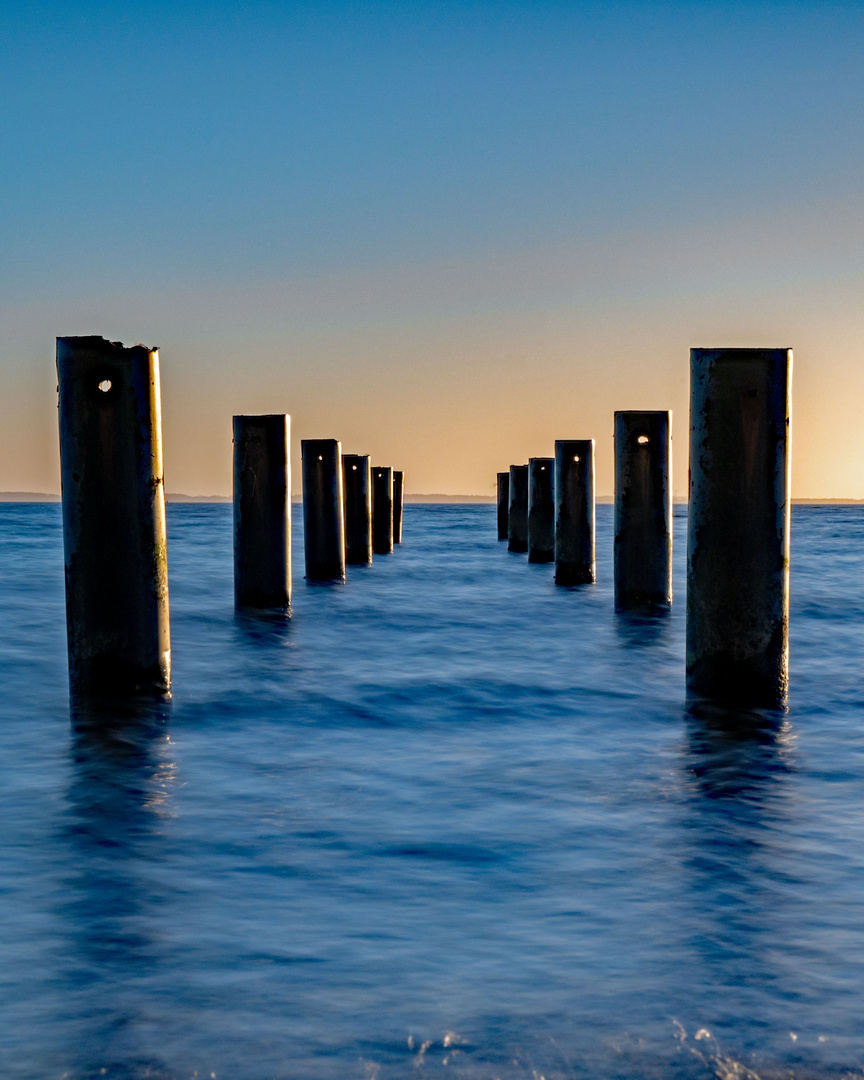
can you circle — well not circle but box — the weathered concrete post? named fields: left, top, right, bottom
left=508, top=464, right=529, bottom=553
left=301, top=439, right=345, bottom=582
left=687, top=348, right=792, bottom=707
left=57, top=336, right=170, bottom=699
left=614, top=411, right=672, bottom=609
left=372, top=466, right=393, bottom=554
left=554, top=440, right=595, bottom=585
left=342, top=454, right=372, bottom=565
left=496, top=472, right=510, bottom=540
left=393, top=470, right=404, bottom=544
left=528, top=457, right=555, bottom=563
left=233, top=415, right=291, bottom=610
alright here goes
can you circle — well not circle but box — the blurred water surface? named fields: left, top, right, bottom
left=0, top=503, right=863, bottom=1079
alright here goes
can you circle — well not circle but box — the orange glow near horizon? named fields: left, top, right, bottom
left=2, top=199, right=864, bottom=501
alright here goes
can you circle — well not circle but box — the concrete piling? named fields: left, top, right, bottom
left=233, top=415, right=291, bottom=610
left=686, top=348, right=792, bottom=707
left=301, top=439, right=346, bottom=582
left=614, top=411, right=672, bottom=609
left=508, top=465, right=529, bottom=553
left=554, top=440, right=595, bottom=585
left=342, top=454, right=372, bottom=565
left=528, top=457, right=555, bottom=563
left=372, top=466, right=394, bottom=555
left=497, top=472, right=510, bottom=540
left=393, top=470, right=404, bottom=544
left=56, top=336, right=171, bottom=699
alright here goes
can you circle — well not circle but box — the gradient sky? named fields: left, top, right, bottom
left=2, top=0, right=864, bottom=496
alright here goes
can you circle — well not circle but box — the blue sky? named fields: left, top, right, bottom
left=4, top=0, right=864, bottom=288
left=2, top=0, right=864, bottom=494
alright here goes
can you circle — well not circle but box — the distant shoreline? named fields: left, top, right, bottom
left=1, top=492, right=863, bottom=506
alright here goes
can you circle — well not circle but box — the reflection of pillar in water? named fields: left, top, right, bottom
left=496, top=472, right=509, bottom=541
left=302, top=439, right=346, bottom=582
left=57, top=336, right=171, bottom=700
left=527, top=457, right=555, bottom=563
left=392, top=470, right=404, bottom=544
left=372, top=466, right=393, bottom=555
left=342, top=454, right=372, bottom=566
left=233, top=414, right=291, bottom=610
left=554, top=439, right=595, bottom=586
left=614, top=411, right=672, bottom=610
left=63, top=703, right=174, bottom=1073
left=507, top=465, right=529, bottom=553
left=686, top=348, right=792, bottom=707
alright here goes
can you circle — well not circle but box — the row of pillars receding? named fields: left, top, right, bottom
left=500, top=414, right=671, bottom=600
left=235, top=423, right=404, bottom=604
left=56, top=336, right=403, bottom=703
left=56, top=337, right=791, bottom=711
left=498, top=348, right=792, bottom=709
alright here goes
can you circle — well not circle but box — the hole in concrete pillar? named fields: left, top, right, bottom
left=638, top=435, right=649, bottom=444
left=98, top=379, right=112, bottom=393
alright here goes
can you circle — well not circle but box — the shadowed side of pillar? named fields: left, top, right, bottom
left=342, top=454, right=372, bottom=565
left=614, top=411, right=672, bottom=610
left=57, top=336, right=171, bottom=700
left=302, top=439, right=346, bottom=582
left=528, top=457, right=555, bottom=563
left=554, top=440, right=595, bottom=586
left=508, top=465, right=528, bottom=553
left=496, top=472, right=509, bottom=540
left=233, top=414, right=291, bottom=610
left=393, top=471, right=404, bottom=544
left=372, top=466, right=394, bottom=554
left=686, top=348, right=792, bottom=708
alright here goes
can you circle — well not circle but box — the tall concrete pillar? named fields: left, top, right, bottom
left=372, top=466, right=393, bottom=554
left=233, top=414, right=291, bottom=610
left=554, top=440, right=595, bottom=585
left=393, top=470, right=404, bottom=544
left=614, top=411, right=672, bottom=609
left=508, top=464, right=529, bottom=553
left=687, top=348, right=792, bottom=707
left=342, top=454, right=372, bottom=565
left=301, top=439, right=345, bottom=582
left=496, top=472, right=510, bottom=540
left=528, top=457, right=555, bottom=563
left=57, top=336, right=171, bottom=699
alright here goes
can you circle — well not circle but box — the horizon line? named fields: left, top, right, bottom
left=1, top=492, right=863, bottom=506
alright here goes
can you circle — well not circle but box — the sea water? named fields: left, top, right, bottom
left=0, top=503, right=863, bottom=1080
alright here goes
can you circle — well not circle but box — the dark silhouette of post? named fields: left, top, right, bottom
left=342, top=454, right=372, bottom=565
left=233, top=415, right=291, bottom=610
left=496, top=472, right=509, bottom=540
left=687, top=348, right=792, bottom=707
left=57, top=336, right=170, bottom=699
left=302, top=439, right=345, bottom=582
left=508, top=464, right=528, bottom=553
left=554, top=440, right=595, bottom=585
left=372, top=466, right=393, bottom=554
left=393, top=470, right=404, bottom=543
left=614, top=411, right=672, bottom=609
left=528, top=457, right=555, bottom=563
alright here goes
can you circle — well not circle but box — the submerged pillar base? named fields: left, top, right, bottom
left=554, top=564, right=595, bottom=587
